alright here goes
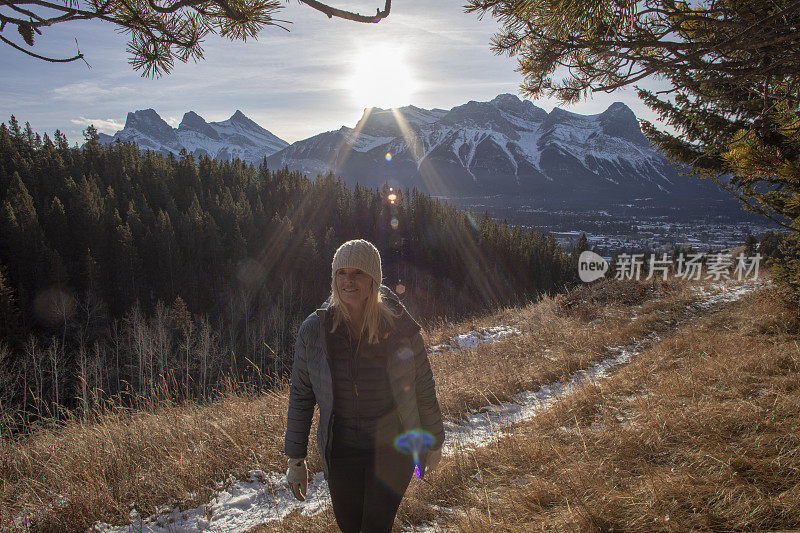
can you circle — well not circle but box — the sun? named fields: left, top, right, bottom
left=348, top=43, right=418, bottom=109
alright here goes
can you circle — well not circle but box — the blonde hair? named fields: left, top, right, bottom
left=329, top=276, right=399, bottom=344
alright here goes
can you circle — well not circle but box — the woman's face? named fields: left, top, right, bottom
left=335, top=267, right=373, bottom=312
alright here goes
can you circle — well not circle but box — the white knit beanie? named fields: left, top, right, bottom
left=331, top=239, right=382, bottom=287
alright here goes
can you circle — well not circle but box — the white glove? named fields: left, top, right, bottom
left=424, top=447, right=442, bottom=476
left=286, top=457, right=307, bottom=501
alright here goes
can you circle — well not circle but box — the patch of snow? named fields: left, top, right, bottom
left=341, top=130, right=395, bottom=153
left=496, top=109, right=544, bottom=132
left=399, top=106, right=448, bottom=128
left=92, top=471, right=330, bottom=533
left=429, top=325, right=521, bottom=353
left=209, top=119, right=285, bottom=153
left=449, top=130, right=487, bottom=182
left=513, top=129, right=545, bottom=170
left=691, top=280, right=762, bottom=309
left=549, top=119, right=600, bottom=146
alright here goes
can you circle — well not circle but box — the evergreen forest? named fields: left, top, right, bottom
left=0, top=117, right=576, bottom=428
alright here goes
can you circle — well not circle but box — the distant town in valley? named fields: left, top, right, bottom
left=437, top=194, right=778, bottom=257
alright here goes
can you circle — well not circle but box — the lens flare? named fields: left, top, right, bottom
left=396, top=347, right=415, bottom=361
left=391, top=217, right=399, bottom=229
left=387, top=193, right=397, bottom=205
left=466, top=212, right=479, bottom=231
left=385, top=152, right=393, bottom=162
left=395, top=430, right=435, bottom=479
left=396, top=283, right=405, bottom=295
left=34, top=286, right=75, bottom=325
left=236, top=257, right=265, bottom=286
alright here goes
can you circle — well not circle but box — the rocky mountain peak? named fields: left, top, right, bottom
left=491, top=93, right=548, bottom=124
left=353, top=107, right=403, bottom=138
left=441, top=100, right=519, bottom=139
left=100, top=109, right=288, bottom=163
left=178, top=111, right=219, bottom=140
left=179, top=111, right=204, bottom=127
left=598, top=102, right=649, bottom=146
left=492, top=93, right=521, bottom=106
left=224, top=110, right=268, bottom=132
left=214, top=110, right=285, bottom=147
left=230, top=110, right=249, bottom=122
left=538, top=106, right=584, bottom=132
left=124, top=109, right=178, bottom=144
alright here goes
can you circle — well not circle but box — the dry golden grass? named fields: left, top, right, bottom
left=247, top=507, right=339, bottom=533
left=0, top=275, right=757, bottom=532
left=0, top=382, right=290, bottom=532
left=428, top=277, right=701, bottom=420
left=400, top=281, right=800, bottom=532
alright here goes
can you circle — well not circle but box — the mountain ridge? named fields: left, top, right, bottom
left=265, top=93, right=722, bottom=204
left=98, top=109, right=289, bottom=164
left=97, top=96, right=730, bottom=206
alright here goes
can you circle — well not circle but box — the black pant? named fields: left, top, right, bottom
left=328, top=436, right=415, bottom=533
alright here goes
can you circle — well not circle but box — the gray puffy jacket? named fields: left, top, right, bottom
left=284, top=286, right=445, bottom=479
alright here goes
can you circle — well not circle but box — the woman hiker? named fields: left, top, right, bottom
left=284, top=239, right=445, bottom=532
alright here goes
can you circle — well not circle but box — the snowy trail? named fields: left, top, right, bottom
left=92, top=281, right=761, bottom=533
left=440, top=332, right=656, bottom=455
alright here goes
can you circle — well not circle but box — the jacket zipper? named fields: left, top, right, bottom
left=319, top=311, right=334, bottom=469
left=349, top=331, right=363, bottom=435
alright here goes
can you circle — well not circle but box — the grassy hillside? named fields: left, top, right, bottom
left=2, top=273, right=792, bottom=532
left=391, top=278, right=800, bottom=532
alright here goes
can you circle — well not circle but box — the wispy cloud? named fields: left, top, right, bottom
left=2, top=0, right=668, bottom=147
left=53, top=81, right=135, bottom=101
left=70, top=116, right=124, bottom=134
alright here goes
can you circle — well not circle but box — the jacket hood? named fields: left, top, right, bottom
left=315, top=284, right=421, bottom=337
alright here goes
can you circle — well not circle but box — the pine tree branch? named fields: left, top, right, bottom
left=1, top=0, right=119, bottom=28
left=299, top=0, right=390, bottom=23
left=3, top=3, right=46, bottom=23
left=146, top=0, right=208, bottom=14
left=0, top=33, right=83, bottom=62
left=709, top=175, right=797, bottom=233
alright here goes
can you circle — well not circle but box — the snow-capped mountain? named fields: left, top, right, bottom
left=98, top=109, right=288, bottom=164
left=96, top=96, right=729, bottom=206
left=266, top=94, right=725, bottom=204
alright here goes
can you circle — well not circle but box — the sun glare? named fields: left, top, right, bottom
left=349, top=43, right=418, bottom=109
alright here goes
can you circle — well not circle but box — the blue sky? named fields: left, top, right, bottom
left=1, top=0, right=654, bottom=145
